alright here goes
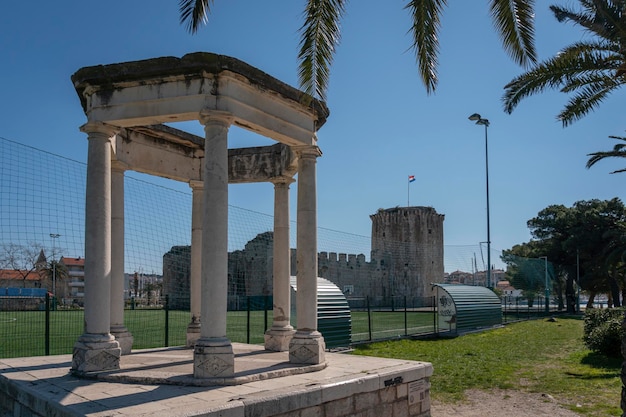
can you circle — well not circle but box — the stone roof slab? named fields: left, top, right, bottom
left=72, top=52, right=329, bottom=147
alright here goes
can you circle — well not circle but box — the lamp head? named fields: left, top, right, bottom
left=468, top=113, right=489, bottom=127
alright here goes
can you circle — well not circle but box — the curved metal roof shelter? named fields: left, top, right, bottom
left=291, top=277, right=351, bottom=349
left=433, top=283, right=502, bottom=334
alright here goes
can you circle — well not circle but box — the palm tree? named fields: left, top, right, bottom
left=503, top=0, right=626, bottom=127
left=40, top=259, right=69, bottom=298
left=587, top=134, right=626, bottom=173
left=179, top=0, right=537, bottom=100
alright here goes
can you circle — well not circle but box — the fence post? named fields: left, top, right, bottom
left=432, top=295, right=437, bottom=335
left=164, top=294, right=169, bottom=347
left=404, top=296, right=408, bottom=336
left=367, top=296, right=372, bottom=341
left=264, top=295, right=269, bottom=333
left=246, top=296, right=251, bottom=344
left=45, top=293, right=50, bottom=356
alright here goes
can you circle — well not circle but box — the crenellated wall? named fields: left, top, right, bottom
left=164, top=206, right=444, bottom=302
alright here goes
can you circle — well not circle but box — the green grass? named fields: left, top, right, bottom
left=350, top=311, right=435, bottom=341
left=0, top=308, right=434, bottom=358
left=0, top=309, right=273, bottom=358
left=3, top=309, right=618, bottom=415
left=352, top=317, right=622, bottom=416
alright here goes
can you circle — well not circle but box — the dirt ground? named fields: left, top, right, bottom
left=430, top=389, right=582, bottom=416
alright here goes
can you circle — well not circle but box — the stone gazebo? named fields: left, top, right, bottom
left=70, top=52, right=329, bottom=377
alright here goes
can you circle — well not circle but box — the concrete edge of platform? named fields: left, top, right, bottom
left=0, top=348, right=434, bottom=417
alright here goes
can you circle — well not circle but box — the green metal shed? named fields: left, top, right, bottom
left=433, top=283, right=502, bottom=335
left=290, top=276, right=352, bottom=349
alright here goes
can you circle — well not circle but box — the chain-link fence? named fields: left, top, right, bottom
left=0, top=136, right=570, bottom=358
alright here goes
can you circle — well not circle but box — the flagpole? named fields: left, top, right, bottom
left=407, top=178, right=410, bottom=207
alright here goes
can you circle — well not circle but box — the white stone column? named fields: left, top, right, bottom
left=110, top=161, right=133, bottom=354
left=194, top=110, right=234, bottom=378
left=289, top=146, right=325, bottom=364
left=72, top=122, right=121, bottom=373
left=186, top=180, right=203, bottom=347
left=264, top=177, right=296, bottom=351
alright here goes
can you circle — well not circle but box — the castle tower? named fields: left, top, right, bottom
left=370, top=206, right=444, bottom=298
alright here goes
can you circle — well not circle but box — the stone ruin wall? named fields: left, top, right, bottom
left=294, top=251, right=382, bottom=300
left=163, top=207, right=445, bottom=304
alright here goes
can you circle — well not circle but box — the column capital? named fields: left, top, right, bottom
left=198, top=110, right=233, bottom=127
left=270, top=176, right=296, bottom=186
left=293, top=145, right=322, bottom=159
left=80, top=121, right=119, bottom=137
left=189, top=179, right=204, bottom=190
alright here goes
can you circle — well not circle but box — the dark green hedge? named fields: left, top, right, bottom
left=583, top=308, right=626, bottom=358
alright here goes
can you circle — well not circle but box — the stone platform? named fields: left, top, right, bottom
left=0, top=343, right=433, bottom=417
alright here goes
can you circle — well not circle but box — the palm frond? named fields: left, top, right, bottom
left=404, top=0, right=447, bottom=94
left=490, top=0, right=537, bottom=67
left=503, top=43, right=622, bottom=115
left=560, top=71, right=615, bottom=93
left=586, top=134, right=626, bottom=173
left=298, top=0, right=347, bottom=101
left=551, top=1, right=625, bottom=41
left=550, top=4, right=597, bottom=30
left=179, top=0, right=213, bottom=34
left=559, top=40, right=621, bottom=56
left=558, top=76, right=619, bottom=125
left=503, top=51, right=591, bottom=113
left=504, top=0, right=626, bottom=124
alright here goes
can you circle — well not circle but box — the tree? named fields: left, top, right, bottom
left=39, top=259, right=69, bottom=298
left=179, top=0, right=537, bottom=100
left=0, top=242, right=45, bottom=287
left=597, top=223, right=626, bottom=304
left=534, top=199, right=626, bottom=307
left=503, top=0, right=626, bottom=127
left=587, top=134, right=626, bottom=174
left=501, top=240, right=563, bottom=309
left=501, top=242, right=546, bottom=303
left=502, top=198, right=626, bottom=312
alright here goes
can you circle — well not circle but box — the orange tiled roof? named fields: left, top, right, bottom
left=60, top=257, right=84, bottom=267
left=0, top=269, right=42, bottom=281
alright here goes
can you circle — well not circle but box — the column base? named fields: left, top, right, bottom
left=264, top=326, right=295, bottom=352
left=289, top=330, right=326, bottom=365
left=71, top=333, right=121, bottom=374
left=193, top=337, right=234, bottom=378
left=110, top=325, right=134, bottom=355
left=186, top=318, right=201, bottom=348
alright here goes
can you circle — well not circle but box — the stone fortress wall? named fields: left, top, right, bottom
left=164, top=206, right=444, bottom=307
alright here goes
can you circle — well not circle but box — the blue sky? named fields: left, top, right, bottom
left=1, top=1, right=624, bottom=255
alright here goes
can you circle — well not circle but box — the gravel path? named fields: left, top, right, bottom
left=430, top=389, right=582, bottom=416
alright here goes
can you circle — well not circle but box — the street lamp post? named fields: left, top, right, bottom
left=540, top=256, right=549, bottom=314
left=468, top=113, right=491, bottom=289
left=49, top=233, right=60, bottom=299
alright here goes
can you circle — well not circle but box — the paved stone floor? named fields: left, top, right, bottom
left=0, top=343, right=432, bottom=417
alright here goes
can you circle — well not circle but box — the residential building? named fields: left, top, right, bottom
left=0, top=269, right=45, bottom=289
left=60, top=256, right=85, bottom=305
